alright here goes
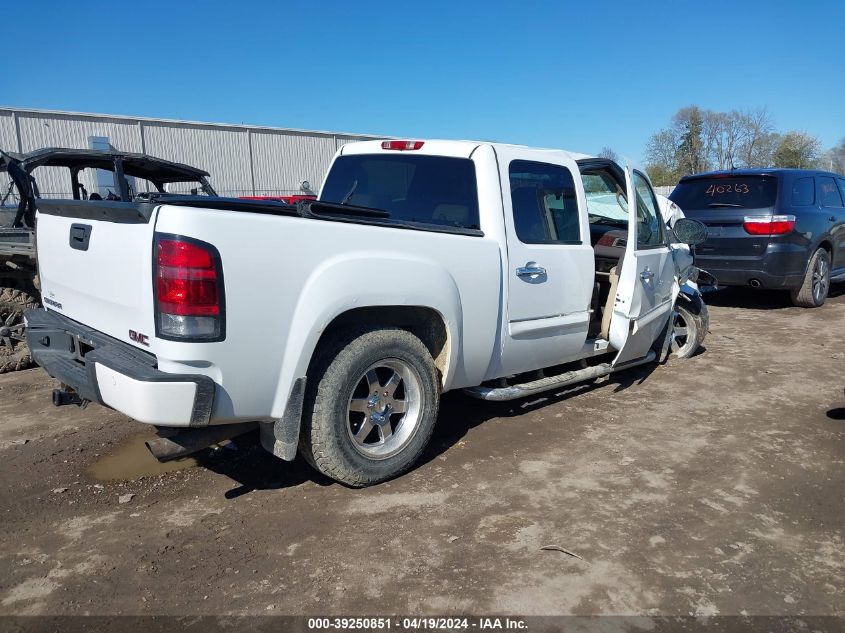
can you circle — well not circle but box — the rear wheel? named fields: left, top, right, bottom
left=790, top=248, right=830, bottom=308
left=300, top=328, right=440, bottom=487
left=0, top=288, right=39, bottom=374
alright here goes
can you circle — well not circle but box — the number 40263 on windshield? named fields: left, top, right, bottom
left=706, top=183, right=750, bottom=196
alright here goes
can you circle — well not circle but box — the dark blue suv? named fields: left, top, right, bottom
left=669, top=169, right=845, bottom=307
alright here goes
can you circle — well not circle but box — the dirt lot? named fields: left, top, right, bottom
left=0, top=288, right=843, bottom=618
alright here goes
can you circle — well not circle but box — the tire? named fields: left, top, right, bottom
left=669, top=300, right=708, bottom=359
left=300, top=327, right=440, bottom=487
left=0, top=288, right=40, bottom=374
left=790, top=248, right=831, bottom=308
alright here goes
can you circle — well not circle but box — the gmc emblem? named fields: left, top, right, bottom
left=129, top=330, right=150, bottom=346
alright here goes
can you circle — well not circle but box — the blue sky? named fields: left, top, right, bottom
left=3, top=0, right=843, bottom=161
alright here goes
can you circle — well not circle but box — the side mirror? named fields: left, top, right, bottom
left=672, top=218, right=707, bottom=246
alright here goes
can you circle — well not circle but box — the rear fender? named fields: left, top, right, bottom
left=269, top=252, right=463, bottom=421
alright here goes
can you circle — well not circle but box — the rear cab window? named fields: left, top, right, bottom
left=508, top=160, right=581, bottom=244
left=320, top=154, right=480, bottom=230
left=669, top=176, right=778, bottom=210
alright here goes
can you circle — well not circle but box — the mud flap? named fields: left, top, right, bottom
left=259, top=376, right=306, bottom=461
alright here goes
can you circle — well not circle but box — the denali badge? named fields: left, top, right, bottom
left=129, top=330, right=150, bottom=346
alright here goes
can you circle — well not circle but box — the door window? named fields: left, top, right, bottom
left=509, top=161, right=581, bottom=244
left=818, top=176, right=844, bottom=207
left=633, top=172, right=666, bottom=248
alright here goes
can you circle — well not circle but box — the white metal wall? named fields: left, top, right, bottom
left=0, top=108, right=380, bottom=200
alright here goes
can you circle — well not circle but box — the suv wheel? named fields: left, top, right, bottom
left=300, top=328, right=440, bottom=487
left=790, top=248, right=831, bottom=308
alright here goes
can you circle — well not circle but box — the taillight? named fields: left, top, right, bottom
left=743, top=215, right=796, bottom=236
left=381, top=140, right=424, bottom=151
left=154, top=235, right=225, bottom=341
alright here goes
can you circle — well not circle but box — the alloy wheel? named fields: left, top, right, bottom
left=346, top=359, right=423, bottom=460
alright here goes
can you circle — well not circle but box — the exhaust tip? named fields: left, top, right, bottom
left=749, top=279, right=762, bottom=288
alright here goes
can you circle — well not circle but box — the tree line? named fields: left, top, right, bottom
left=637, top=105, right=845, bottom=186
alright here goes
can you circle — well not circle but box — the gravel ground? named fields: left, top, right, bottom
left=0, top=287, right=843, bottom=618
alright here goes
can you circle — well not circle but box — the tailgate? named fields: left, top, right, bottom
left=35, top=200, right=159, bottom=352
left=683, top=208, right=771, bottom=258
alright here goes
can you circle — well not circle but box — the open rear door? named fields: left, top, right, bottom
left=608, top=166, right=676, bottom=365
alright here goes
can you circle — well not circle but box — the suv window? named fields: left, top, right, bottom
left=838, top=178, right=845, bottom=203
left=633, top=172, right=666, bottom=248
left=320, top=154, right=480, bottom=229
left=669, top=176, right=778, bottom=210
left=509, top=160, right=580, bottom=244
left=792, top=177, right=815, bottom=206
left=818, top=176, right=844, bottom=207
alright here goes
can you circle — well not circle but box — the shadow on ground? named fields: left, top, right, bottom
left=704, top=282, right=845, bottom=310
left=200, top=362, right=660, bottom=496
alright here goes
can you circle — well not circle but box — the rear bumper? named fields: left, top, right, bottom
left=25, top=309, right=215, bottom=427
left=695, top=244, right=808, bottom=289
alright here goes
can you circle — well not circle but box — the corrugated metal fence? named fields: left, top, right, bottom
left=0, top=108, right=380, bottom=200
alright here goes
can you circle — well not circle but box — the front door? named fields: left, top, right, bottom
left=497, top=147, right=594, bottom=376
left=608, top=167, right=676, bottom=365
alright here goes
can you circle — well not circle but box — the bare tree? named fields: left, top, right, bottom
left=738, top=107, right=774, bottom=167
left=644, top=129, right=680, bottom=185
left=598, top=146, right=619, bottom=162
left=822, top=138, right=845, bottom=173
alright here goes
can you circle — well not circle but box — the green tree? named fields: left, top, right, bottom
left=773, top=131, right=821, bottom=168
left=674, top=106, right=708, bottom=176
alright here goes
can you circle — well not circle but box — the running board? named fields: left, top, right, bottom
left=463, top=351, right=657, bottom=402
left=831, top=271, right=845, bottom=282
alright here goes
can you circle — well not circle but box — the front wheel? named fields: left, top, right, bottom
left=790, top=248, right=831, bottom=308
left=669, top=299, right=708, bottom=359
left=300, top=328, right=440, bottom=487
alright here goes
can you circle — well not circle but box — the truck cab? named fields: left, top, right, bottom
left=322, top=141, right=684, bottom=379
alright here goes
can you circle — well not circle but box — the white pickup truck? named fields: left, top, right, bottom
left=26, top=139, right=708, bottom=486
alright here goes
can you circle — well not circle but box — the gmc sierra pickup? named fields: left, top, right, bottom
left=26, top=139, right=708, bottom=486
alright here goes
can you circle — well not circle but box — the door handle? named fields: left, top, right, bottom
left=516, top=263, right=547, bottom=278
left=69, top=223, right=92, bottom=251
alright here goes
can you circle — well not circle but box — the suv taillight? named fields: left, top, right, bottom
left=743, top=215, right=796, bottom=236
left=154, top=235, right=225, bottom=341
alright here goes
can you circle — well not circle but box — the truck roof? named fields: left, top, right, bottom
left=339, top=139, right=594, bottom=162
